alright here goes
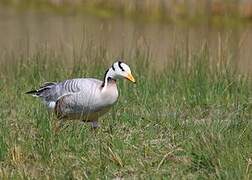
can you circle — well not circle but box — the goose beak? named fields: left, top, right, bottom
left=126, top=73, right=136, bottom=83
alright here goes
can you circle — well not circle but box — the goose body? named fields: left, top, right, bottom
left=52, top=78, right=118, bottom=120
left=26, top=61, right=135, bottom=128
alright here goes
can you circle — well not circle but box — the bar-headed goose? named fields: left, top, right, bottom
left=26, top=60, right=136, bottom=128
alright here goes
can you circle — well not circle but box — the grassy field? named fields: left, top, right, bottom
left=0, top=44, right=252, bottom=179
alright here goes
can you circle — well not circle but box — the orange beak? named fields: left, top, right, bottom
left=126, top=73, right=136, bottom=83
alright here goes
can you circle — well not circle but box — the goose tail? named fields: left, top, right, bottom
left=25, top=82, right=57, bottom=97
left=25, top=90, right=39, bottom=97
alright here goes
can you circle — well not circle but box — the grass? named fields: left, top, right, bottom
left=0, top=43, right=252, bottom=179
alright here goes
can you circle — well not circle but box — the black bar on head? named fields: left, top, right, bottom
left=112, top=64, right=115, bottom=71
left=118, top=61, right=125, bottom=71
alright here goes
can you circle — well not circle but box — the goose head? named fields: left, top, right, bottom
left=102, top=61, right=136, bottom=88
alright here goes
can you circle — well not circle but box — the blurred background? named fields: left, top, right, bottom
left=1, top=0, right=252, bottom=73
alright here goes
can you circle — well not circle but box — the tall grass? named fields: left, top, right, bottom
left=0, top=43, right=251, bottom=179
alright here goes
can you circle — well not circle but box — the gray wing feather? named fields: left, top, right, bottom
left=60, top=79, right=81, bottom=94
left=29, top=78, right=102, bottom=110
left=52, top=78, right=101, bottom=101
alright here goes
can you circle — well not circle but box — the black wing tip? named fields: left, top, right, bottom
left=39, top=82, right=57, bottom=89
left=25, top=90, right=37, bottom=95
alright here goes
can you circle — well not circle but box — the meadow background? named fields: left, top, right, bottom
left=0, top=0, right=252, bottom=179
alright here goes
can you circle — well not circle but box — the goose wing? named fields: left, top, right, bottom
left=55, top=78, right=102, bottom=101
left=54, top=78, right=104, bottom=117
left=26, top=78, right=102, bottom=109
